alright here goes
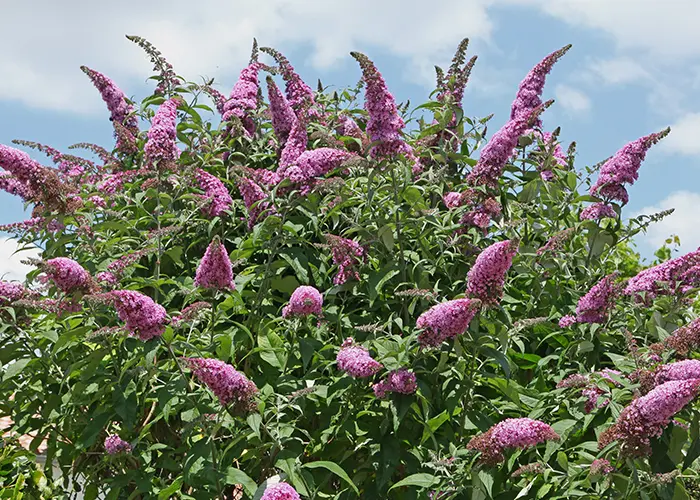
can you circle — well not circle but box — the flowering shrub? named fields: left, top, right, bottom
left=2, top=35, right=700, bottom=499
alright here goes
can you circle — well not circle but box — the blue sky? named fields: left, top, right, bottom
left=2, top=0, right=700, bottom=275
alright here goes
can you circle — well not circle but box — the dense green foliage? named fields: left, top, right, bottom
left=2, top=37, right=699, bottom=500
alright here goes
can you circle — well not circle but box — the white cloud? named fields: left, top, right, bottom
left=528, top=0, right=700, bottom=62
left=0, top=238, right=40, bottom=282
left=634, top=191, right=700, bottom=252
left=660, top=113, right=700, bottom=156
left=585, top=57, right=651, bottom=86
left=0, top=0, right=496, bottom=114
left=554, top=84, right=591, bottom=113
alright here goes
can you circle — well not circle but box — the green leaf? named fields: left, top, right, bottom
left=388, top=473, right=438, bottom=491
left=683, top=435, right=700, bottom=469
left=302, top=461, right=359, bottom=495
left=280, top=249, right=310, bottom=284
left=421, top=411, right=450, bottom=444
left=2, top=359, right=30, bottom=381
left=480, top=346, right=511, bottom=378
left=378, top=224, right=395, bottom=251
left=225, top=468, right=257, bottom=497
left=157, top=477, right=183, bottom=499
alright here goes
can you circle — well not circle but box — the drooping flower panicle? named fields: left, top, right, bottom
left=325, top=234, right=365, bottom=285
left=598, top=379, right=700, bottom=457
left=467, top=418, right=559, bottom=465
left=282, top=285, right=323, bottom=318
left=104, top=435, right=132, bottom=455
left=223, top=62, right=263, bottom=136
left=144, top=98, right=180, bottom=169
left=195, top=238, right=235, bottom=290
left=351, top=52, right=419, bottom=167
left=237, top=177, right=275, bottom=230
left=416, top=298, right=480, bottom=347
left=267, top=76, right=296, bottom=146
left=183, top=357, right=258, bottom=413
left=260, top=482, right=301, bottom=500
left=81, top=66, right=139, bottom=137
left=625, top=249, right=700, bottom=300
left=43, top=257, right=92, bottom=293
left=510, top=45, right=571, bottom=126
left=466, top=240, right=519, bottom=306
left=336, top=338, right=382, bottom=378
left=575, top=273, right=621, bottom=324
left=590, top=128, right=670, bottom=205
left=110, top=290, right=168, bottom=341
left=373, top=369, right=418, bottom=398
left=194, top=168, right=233, bottom=217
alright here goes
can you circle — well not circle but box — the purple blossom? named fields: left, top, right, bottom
left=336, top=338, right=382, bottom=378
left=260, top=482, right=301, bottom=500
left=665, top=318, right=700, bottom=357
left=599, top=379, right=700, bottom=457
left=337, top=114, right=369, bottom=150
left=510, top=45, right=571, bottom=126
left=466, top=240, right=519, bottom=306
left=172, top=301, right=211, bottom=327
left=466, top=112, right=542, bottom=188
left=415, top=298, right=481, bottom=347
left=183, top=357, right=258, bottom=413
left=537, top=228, right=575, bottom=256
left=0, top=281, right=28, bottom=304
left=43, top=257, right=91, bottom=293
left=0, top=172, right=32, bottom=201
left=266, top=76, right=296, bottom=146
left=589, top=458, right=614, bottom=476
left=557, top=374, right=589, bottom=389
left=373, top=369, right=418, bottom=398
left=104, top=435, right=132, bottom=455
left=278, top=115, right=308, bottom=171
left=195, top=238, right=235, bottom=290
left=558, top=315, right=576, bottom=328
left=195, top=168, right=233, bottom=217
left=0, top=145, right=63, bottom=202
left=655, top=360, right=700, bottom=385
left=144, top=98, right=180, bottom=169
left=95, top=271, right=118, bottom=288
left=88, top=195, right=107, bottom=208
left=111, top=290, right=168, bottom=341
left=283, top=148, right=356, bottom=184
left=351, top=52, right=419, bottom=168
left=575, top=273, right=620, bottom=324
left=443, top=191, right=462, bottom=209
left=265, top=49, right=320, bottom=119
left=625, top=249, right=700, bottom=300
left=237, top=177, right=275, bottom=230
left=325, top=234, right=365, bottom=285
left=282, top=286, right=323, bottom=318
left=580, top=203, right=616, bottom=221
left=80, top=66, right=139, bottom=136
left=223, top=63, right=262, bottom=136
left=590, top=128, right=670, bottom=205
left=467, top=418, right=559, bottom=465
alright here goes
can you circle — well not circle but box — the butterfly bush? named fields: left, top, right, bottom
left=110, top=290, right=168, bottom=341
left=336, top=338, right=382, bottom=378
left=260, top=482, right=301, bottom=500
left=467, top=418, right=559, bottom=465
left=589, top=128, right=670, bottom=205
left=104, top=435, right=132, bottom=455
left=195, top=238, right=235, bottom=290
left=373, top=369, right=418, bottom=398
left=266, top=75, right=296, bottom=146
left=510, top=45, right=571, bottom=126
left=282, top=285, right=323, bottom=318
left=574, top=273, right=620, bottom=324
left=144, top=97, right=180, bottom=168
left=466, top=240, right=518, bottom=305
left=599, top=379, right=700, bottom=457
left=3, top=35, right=698, bottom=498
left=416, top=298, right=480, bottom=347
left=222, top=62, right=262, bottom=136
left=183, top=357, right=258, bottom=413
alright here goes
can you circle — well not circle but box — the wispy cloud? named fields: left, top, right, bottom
left=0, top=237, right=40, bottom=281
